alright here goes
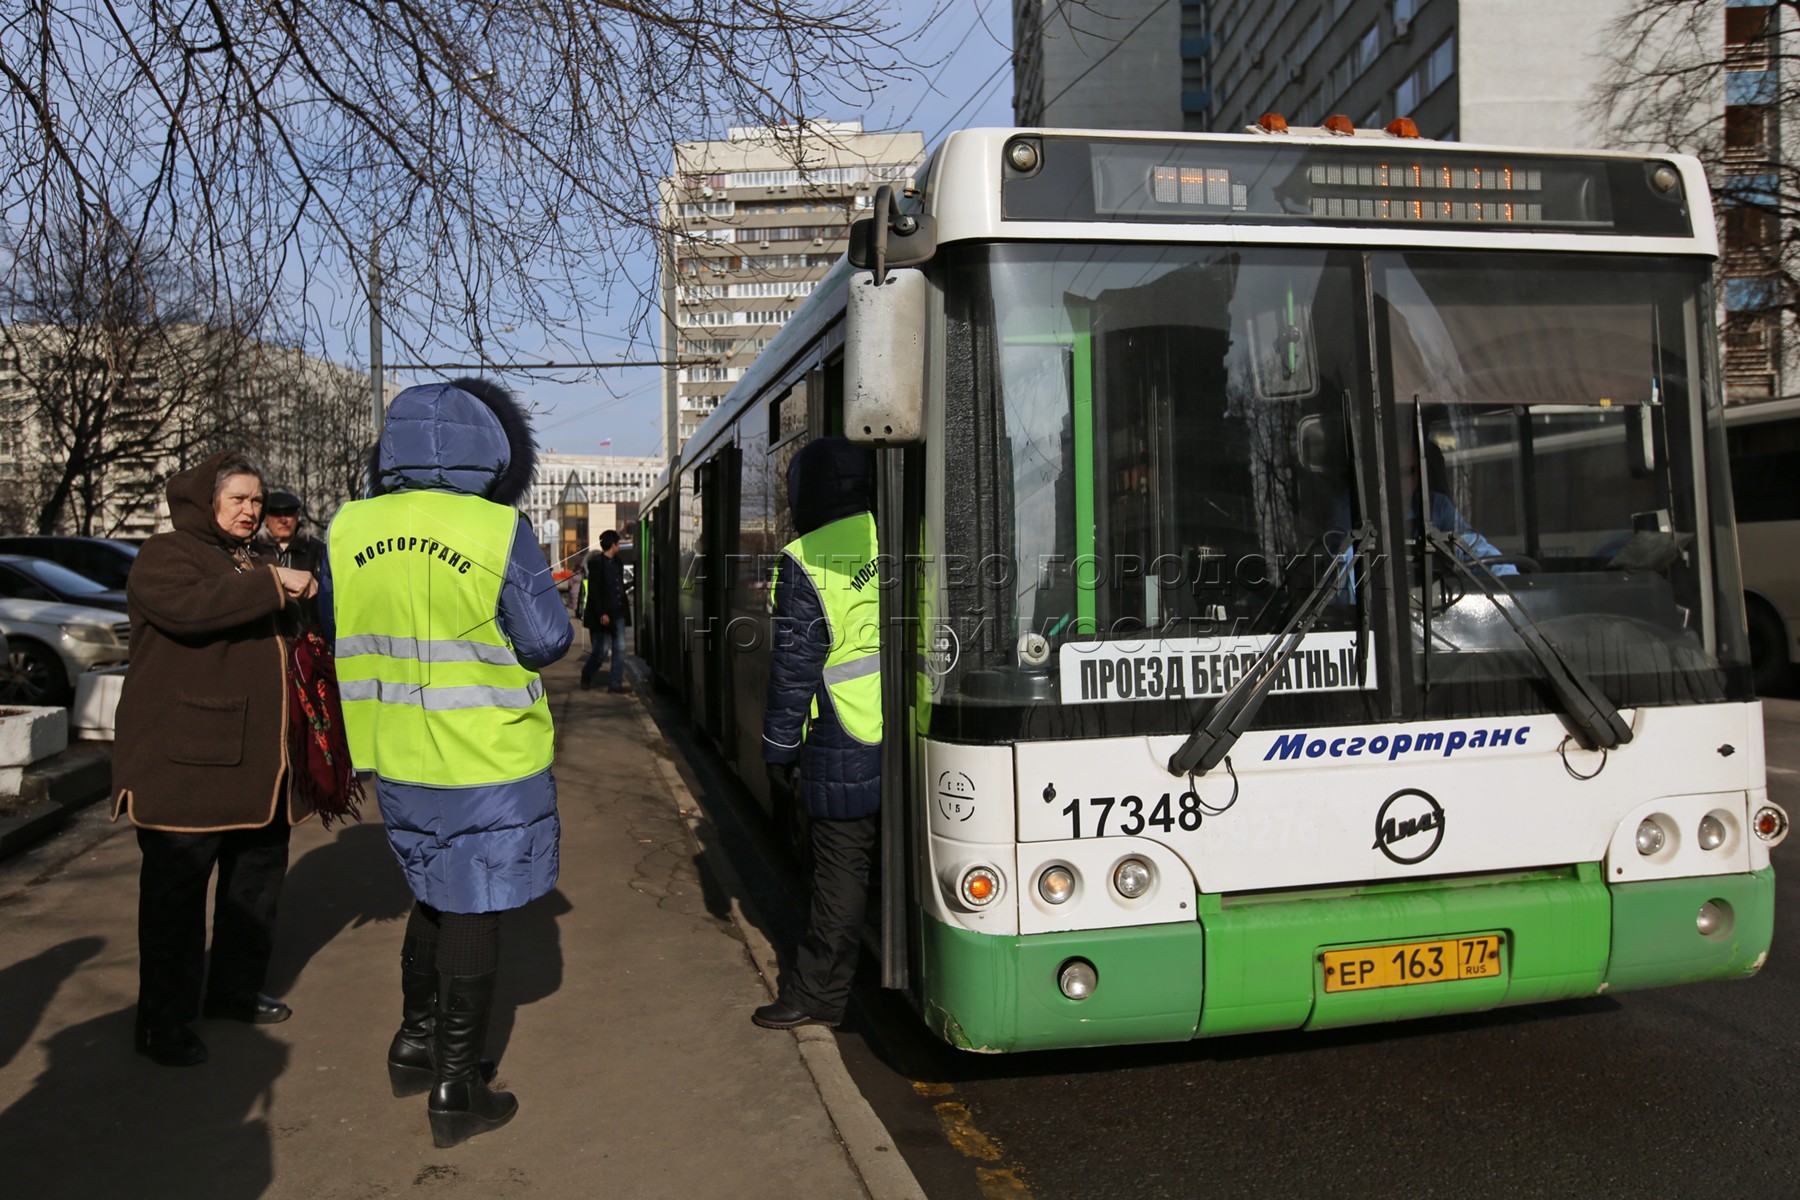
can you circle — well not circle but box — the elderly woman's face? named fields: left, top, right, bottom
left=215, top=473, right=264, bottom=540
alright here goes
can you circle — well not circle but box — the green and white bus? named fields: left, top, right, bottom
left=639, top=124, right=1788, bottom=1053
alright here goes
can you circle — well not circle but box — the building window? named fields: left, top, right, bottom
left=1394, top=73, right=1418, bottom=116
left=1424, top=33, right=1455, bottom=96
left=1353, top=23, right=1381, bottom=74
left=1725, top=6, right=1773, bottom=69
left=1724, top=205, right=1778, bottom=262
left=1725, top=105, right=1773, bottom=158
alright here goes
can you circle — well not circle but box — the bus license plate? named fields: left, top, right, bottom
left=1322, top=934, right=1504, bottom=993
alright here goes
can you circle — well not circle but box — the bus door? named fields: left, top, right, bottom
left=696, top=447, right=741, bottom=753
left=877, top=446, right=923, bottom=989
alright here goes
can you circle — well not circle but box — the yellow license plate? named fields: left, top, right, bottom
left=1321, top=934, right=1504, bottom=993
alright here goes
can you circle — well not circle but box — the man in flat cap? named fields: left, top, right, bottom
left=254, top=489, right=326, bottom=624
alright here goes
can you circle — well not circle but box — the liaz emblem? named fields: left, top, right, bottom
left=1373, top=788, right=1445, bottom=864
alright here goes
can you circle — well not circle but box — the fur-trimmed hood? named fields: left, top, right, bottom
left=371, top=376, right=537, bottom=504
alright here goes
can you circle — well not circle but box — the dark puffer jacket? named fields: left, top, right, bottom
left=763, top=437, right=881, bottom=821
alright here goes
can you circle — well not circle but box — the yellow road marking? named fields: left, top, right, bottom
left=934, top=1101, right=1003, bottom=1161
left=915, top=1082, right=1037, bottom=1197
left=976, top=1167, right=1035, bottom=1200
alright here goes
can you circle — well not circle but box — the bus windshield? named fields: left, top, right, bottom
left=934, top=242, right=1750, bottom=728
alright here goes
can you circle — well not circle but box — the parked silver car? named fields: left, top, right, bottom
left=0, top=598, right=131, bottom=707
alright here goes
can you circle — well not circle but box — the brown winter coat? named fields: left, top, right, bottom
left=111, top=452, right=313, bottom=832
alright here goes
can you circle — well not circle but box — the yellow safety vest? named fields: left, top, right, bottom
left=328, top=491, right=554, bottom=786
left=778, top=512, right=882, bottom=745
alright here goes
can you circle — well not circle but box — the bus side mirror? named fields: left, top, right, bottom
left=845, top=267, right=927, bottom=445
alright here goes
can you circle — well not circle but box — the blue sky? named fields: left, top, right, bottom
left=378, top=0, right=1017, bottom=462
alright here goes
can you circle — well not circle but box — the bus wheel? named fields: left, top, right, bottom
left=1748, top=597, right=1791, bottom=695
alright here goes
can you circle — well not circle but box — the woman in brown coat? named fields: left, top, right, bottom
left=112, top=451, right=319, bottom=1066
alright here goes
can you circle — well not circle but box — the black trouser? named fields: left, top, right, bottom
left=136, top=820, right=291, bottom=1026
left=786, top=814, right=879, bottom=1020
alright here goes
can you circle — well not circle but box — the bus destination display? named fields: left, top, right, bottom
left=1003, top=136, right=1694, bottom=238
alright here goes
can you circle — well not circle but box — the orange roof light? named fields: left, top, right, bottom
left=1387, top=117, right=1421, bottom=138
left=1323, top=114, right=1355, bottom=136
left=1257, top=112, right=1289, bottom=133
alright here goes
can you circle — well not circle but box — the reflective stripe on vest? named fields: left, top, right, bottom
left=780, top=512, right=882, bottom=746
left=328, top=491, right=554, bottom=787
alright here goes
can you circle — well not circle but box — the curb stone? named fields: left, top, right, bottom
left=628, top=697, right=927, bottom=1200
left=0, top=743, right=112, bottom=862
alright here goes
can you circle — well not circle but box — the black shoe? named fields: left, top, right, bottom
left=607, top=683, right=632, bottom=695
left=135, top=1009, right=208, bottom=1067
left=751, top=998, right=841, bottom=1030
left=579, top=676, right=593, bottom=691
left=203, top=992, right=292, bottom=1024
left=388, top=935, right=495, bottom=1098
left=427, top=971, right=518, bottom=1148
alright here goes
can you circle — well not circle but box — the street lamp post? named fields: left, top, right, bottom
left=370, top=231, right=384, bottom=437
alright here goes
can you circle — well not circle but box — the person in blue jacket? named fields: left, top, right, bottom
left=1329, top=433, right=1515, bottom=599
left=754, top=437, right=883, bottom=1031
left=320, top=377, right=572, bottom=1147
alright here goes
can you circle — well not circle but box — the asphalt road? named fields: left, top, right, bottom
left=826, top=699, right=1800, bottom=1200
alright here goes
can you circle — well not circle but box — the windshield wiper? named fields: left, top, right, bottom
left=1419, top=529, right=1634, bottom=751
left=1169, top=392, right=1377, bottom=777
left=1166, top=522, right=1375, bottom=776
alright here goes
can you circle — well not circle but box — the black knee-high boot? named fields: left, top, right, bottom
left=388, top=935, right=498, bottom=1098
left=426, top=971, right=517, bottom=1148
left=387, top=934, right=438, bottom=1096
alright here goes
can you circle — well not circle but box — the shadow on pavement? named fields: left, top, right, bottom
left=263, top=821, right=412, bottom=997
left=0, top=1006, right=285, bottom=1199
left=491, top=888, right=571, bottom=1061
left=0, top=935, right=104, bottom=1073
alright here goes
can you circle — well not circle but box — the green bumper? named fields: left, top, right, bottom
left=918, top=866, right=1775, bottom=1054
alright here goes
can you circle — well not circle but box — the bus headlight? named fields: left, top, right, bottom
left=1112, top=857, right=1154, bottom=899
left=1753, top=804, right=1789, bottom=846
left=1697, top=813, right=1727, bottom=851
left=959, top=865, right=1001, bottom=907
left=1635, top=818, right=1667, bottom=856
left=1037, top=865, right=1076, bottom=905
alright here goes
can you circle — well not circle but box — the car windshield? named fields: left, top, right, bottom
left=929, top=242, right=1747, bottom=731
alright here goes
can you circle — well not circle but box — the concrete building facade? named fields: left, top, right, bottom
left=0, top=327, right=372, bottom=537
left=524, top=450, right=664, bottom=559
left=1013, top=0, right=1197, bottom=130
left=658, top=122, right=925, bottom=455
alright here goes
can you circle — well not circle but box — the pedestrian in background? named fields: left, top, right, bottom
left=112, top=451, right=320, bottom=1067
left=254, top=489, right=326, bottom=624
left=321, top=377, right=571, bottom=1148
left=579, top=528, right=631, bottom=693
left=755, top=438, right=882, bottom=1031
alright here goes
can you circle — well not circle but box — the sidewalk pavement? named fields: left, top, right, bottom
left=0, top=653, right=921, bottom=1199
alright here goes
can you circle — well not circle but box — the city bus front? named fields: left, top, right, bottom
left=900, top=130, right=1786, bottom=1052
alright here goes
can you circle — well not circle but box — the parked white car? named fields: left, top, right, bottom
left=0, top=598, right=130, bottom=708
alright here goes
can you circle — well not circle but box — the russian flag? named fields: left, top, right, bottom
left=598, top=438, right=613, bottom=447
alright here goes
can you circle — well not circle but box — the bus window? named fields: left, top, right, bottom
left=1373, top=251, right=1736, bottom=713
